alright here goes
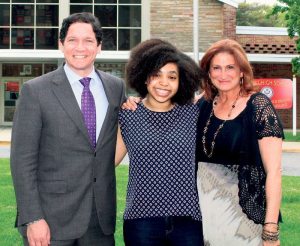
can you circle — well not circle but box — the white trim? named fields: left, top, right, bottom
left=293, top=76, right=297, bottom=136
left=246, top=53, right=297, bottom=63
left=237, top=26, right=290, bottom=36
left=0, top=50, right=295, bottom=64
left=195, top=52, right=296, bottom=64
left=218, top=0, right=238, bottom=8
left=0, top=50, right=130, bottom=62
left=141, top=0, right=151, bottom=40
left=0, top=50, right=63, bottom=60
left=59, top=0, right=69, bottom=27
left=97, top=51, right=130, bottom=61
left=193, top=0, right=199, bottom=63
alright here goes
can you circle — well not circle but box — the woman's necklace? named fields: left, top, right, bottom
left=202, top=93, right=240, bottom=158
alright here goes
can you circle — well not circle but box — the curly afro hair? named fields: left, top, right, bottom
left=126, top=39, right=202, bottom=105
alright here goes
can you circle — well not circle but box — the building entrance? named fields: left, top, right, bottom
left=0, top=77, right=33, bottom=125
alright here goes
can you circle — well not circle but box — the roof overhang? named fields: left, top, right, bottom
left=218, top=0, right=238, bottom=8
left=193, top=52, right=296, bottom=64
left=247, top=53, right=296, bottom=64
left=237, top=26, right=291, bottom=36
left=0, top=50, right=296, bottom=64
left=0, top=50, right=130, bottom=62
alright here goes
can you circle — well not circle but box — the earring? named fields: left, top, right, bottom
left=240, top=77, right=244, bottom=86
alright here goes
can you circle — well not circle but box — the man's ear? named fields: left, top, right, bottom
left=97, top=43, right=102, bottom=54
left=58, top=40, right=64, bottom=53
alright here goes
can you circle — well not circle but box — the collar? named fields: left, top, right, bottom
left=64, top=63, right=98, bottom=85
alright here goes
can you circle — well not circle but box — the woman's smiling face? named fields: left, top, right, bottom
left=146, top=62, right=179, bottom=106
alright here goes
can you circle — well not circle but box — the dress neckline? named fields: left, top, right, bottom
left=140, top=101, right=177, bottom=113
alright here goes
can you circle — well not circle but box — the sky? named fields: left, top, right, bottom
left=235, top=0, right=279, bottom=5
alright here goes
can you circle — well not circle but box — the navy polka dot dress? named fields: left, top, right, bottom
left=119, top=102, right=201, bottom=221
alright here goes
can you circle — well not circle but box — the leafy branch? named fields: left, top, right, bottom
left=271, top=0, right=300, bottom=75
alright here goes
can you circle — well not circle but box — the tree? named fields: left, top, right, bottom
left=271, top=0, right=300, bottom=75
left=237, top=3, right=286, bottom=27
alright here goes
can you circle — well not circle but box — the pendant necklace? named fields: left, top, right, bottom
left=202, top=93, right=240, bottom=158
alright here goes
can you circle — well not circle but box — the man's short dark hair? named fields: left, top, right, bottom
left=59, top=12, right=103, bottom=46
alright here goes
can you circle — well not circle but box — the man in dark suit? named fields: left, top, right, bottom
left=10, top=12, right=125, bottom=246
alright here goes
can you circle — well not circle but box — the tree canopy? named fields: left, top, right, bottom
left=271, top=0, right=300, bottom=75
left=237, top=3, right=286, bottom=27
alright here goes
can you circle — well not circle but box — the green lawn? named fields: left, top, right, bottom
left=284, top=130, right=300, bottom=142
left=1, top=159, right=299, bottom=245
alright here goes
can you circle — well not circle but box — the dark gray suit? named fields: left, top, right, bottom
left=10, top=66, right=125, bottom=240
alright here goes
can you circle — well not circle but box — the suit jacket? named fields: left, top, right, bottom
left=10, top=66, right=125, bottom=240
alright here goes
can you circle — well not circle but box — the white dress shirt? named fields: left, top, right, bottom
left=64, top=63, right=108, bottom=142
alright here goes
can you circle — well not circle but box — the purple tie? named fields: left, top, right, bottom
left=80, top=77, right=96, bottom=149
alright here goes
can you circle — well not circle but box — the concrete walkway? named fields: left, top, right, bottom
left=0, top=126, right=11, bottom=146
left=1, top=126, right=300, bottom=152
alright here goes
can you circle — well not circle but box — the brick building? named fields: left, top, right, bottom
left=0, top=0, right=298, bottom=127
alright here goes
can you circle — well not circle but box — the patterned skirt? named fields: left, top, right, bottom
left=197, top=162, right=263, bottom=246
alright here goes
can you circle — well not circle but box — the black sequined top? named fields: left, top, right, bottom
left=196, top=92, right=284, bottom=224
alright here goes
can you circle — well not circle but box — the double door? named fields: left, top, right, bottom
left=0, top=77, right=33, bottom=125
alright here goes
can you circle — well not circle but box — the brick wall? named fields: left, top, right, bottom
left=199, top=0, right=224, bottom=51
left=237, top=35, right=297, bottom=54
left=223, top=4, right=236, bottom=40
left=150, top=0, right=194, bottom=52
left=150, top=0, right=231, bottom=52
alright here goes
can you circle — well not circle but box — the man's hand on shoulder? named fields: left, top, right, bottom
left=121, top=96, right=141, bottom=111
left=193, top=92, right=204, bottom=104
left=27, top=219, right=50, bottom=246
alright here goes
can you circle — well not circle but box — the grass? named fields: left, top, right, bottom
left=284, top=130, right=300, bottom=142
left=0, top=158, right=129, bottom=246
left=1, top=159, right=299, bottom=245
left=280, top=176, right=300, bottom=245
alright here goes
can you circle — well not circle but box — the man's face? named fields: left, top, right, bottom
left=59, top=22, right=101, bottom=77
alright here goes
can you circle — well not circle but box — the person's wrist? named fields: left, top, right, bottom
left=262, top=222, right=279, bottom=242
left=264, top=222, right=278, bottom=230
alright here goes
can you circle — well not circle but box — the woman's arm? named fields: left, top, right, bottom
left=115, top=125, right=128, bottom=166
left=258, top=136, right=282, bottom=245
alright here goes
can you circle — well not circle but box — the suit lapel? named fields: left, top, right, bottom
left=95, top=70, right=117, bottom=150
left=51, top=67, right=91, bottom=146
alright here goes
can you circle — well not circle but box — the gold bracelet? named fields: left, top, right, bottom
left=262, top=225, right=280, bottom=242
left=264, top=222, right=278, bottom=226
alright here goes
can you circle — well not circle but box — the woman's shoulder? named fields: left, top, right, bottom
left=196, top=95, right=212, bottom=112
left=179, top=97, right=208, bottom=113
left=119, top=102, right=144, bottom=117
left=247, top=92, right=273, bottom=109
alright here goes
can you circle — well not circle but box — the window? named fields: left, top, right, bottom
left=2, top=63, right=58, bottom=77
left=70, top=0, right=141, bottom=50
left=95, top=62, right=125, bottom=78
left=0, top=0, right=59, bottom=49
left=0, top=0, right=144, bottom=51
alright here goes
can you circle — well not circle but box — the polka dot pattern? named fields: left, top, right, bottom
left=80, top=77, right=96, bottom=149
left=119, top=103, right=201, bottom=221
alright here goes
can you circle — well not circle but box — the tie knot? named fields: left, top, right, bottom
left=79, top=77, right=91, bottom=87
